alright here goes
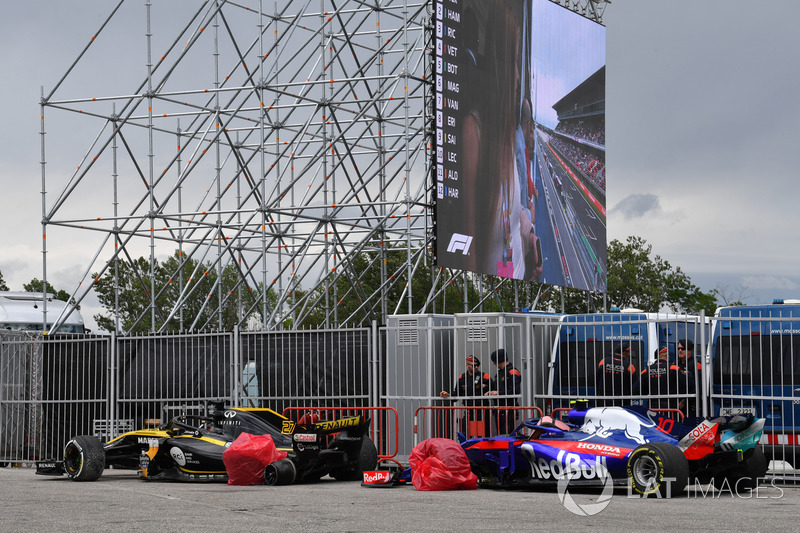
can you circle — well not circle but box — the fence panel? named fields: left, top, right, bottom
left=384, top=317, right=525, bottom=460
left=546, top=314, right=708, bottom=419
left=709, top=313, right=800, bottom=480
left=0, top=332, right=111, bottom=463
left=114, top=332, right=234, bottom=430
left=238, top=327, right=375, bottom=412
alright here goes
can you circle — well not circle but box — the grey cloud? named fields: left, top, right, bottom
left=611, top=193, right=660, bottom=219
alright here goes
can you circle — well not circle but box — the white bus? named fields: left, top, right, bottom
left=0, top=291, right=86, bottom=334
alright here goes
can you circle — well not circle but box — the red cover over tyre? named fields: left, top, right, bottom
left=409, top=438, right=478, bottom=491
left=223, top=433, right=288, bottom=485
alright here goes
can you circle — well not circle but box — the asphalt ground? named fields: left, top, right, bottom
left=2, top=465, right=798, bottom=532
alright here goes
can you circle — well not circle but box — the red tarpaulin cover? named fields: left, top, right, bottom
left=408, top=438, right=478, bottom=491
left=223, top=433, right=288, bottom=485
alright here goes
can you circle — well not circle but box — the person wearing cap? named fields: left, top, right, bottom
left=636, top=346, right=681, bottom=417
left=595, top=342, right=638, bottom=405
left=485, top=349, right=522, bottom=435
left=440, top=356, right=491, bottom=436
left=676, top=338, right=700, bottom=415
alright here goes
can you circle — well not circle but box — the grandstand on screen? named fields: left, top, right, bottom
left=551, top=66, right=606, bottom=199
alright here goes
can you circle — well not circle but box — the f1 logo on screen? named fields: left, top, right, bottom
left=446, top=233, right=473, bottom=255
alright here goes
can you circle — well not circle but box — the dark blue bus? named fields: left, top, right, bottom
left=547, top=312, right=654, bottom=410
left=711, top=302, right=800, bottom=459
left=548, top=311, right=707, bottom=415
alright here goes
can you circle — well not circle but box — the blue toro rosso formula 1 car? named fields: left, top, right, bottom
left=461, top=403, right=767, bottom=497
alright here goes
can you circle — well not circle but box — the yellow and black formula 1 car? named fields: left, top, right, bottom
left=36, top=404, right=377, bottom=485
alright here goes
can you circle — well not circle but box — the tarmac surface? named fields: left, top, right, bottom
left=3, top=465, right=798, bottom=532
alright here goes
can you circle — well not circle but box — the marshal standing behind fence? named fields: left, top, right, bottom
left=485, top=349, right=521, bottom=435
left=440, top=356, right=491, bottom=437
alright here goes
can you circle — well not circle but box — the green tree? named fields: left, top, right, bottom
left=0, top=269, right=8, bottom=291
left=302, top=240, right=473, bottom=326
left=92, top=251, right=268, bottom=333
left=605, top=236, right=717, bottom=315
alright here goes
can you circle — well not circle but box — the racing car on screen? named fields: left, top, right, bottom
left=461, top=402, right=767, bottom=497
left=36, top=404, right=377, bottom=485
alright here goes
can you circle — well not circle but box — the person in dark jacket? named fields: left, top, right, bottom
left=596, top=342, right=638, bottom=404
left=637, top=346, right=681, bottom=416
left=677, top=338, right=700, bottom=416
left=440, top=356, right=491, bottom=436
left=486, top=349, right=522, bottom=434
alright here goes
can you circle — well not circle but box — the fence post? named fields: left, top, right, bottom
left=699, top=310, right=708, bottom=418
left=232, top=326, right=240, bottom=408
left=371, top=320, right=379, bottom=408
left=110, top=331, right=117, bottom=437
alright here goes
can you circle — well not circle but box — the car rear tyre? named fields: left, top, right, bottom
left=712, top=447, right=767, bottom=492
left=64, top=435, right=105, bottom=481
left=627, top=442, right=689, bottom=498
left=331, top=437, right=378, bottom=481
left=264, top=458, right=296, bottom=486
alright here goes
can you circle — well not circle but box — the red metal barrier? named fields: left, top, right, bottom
left=413, top=406, right=544, bottom=444
left=551, top=408, right=571, bottom=421
left=282, top=406, right=399, bottom=461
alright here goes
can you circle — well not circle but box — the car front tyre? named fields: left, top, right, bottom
left=64, top=435, right=105, bottom=481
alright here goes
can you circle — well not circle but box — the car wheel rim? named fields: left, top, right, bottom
left=64, top=447, right=81, bottom=475
left=633, top=455, right=658, bottom=487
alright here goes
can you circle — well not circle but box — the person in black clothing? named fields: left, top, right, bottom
left=440, top=356, right=491, bottom=436
left=596, top=342, right=638, bottom=405
left=677, top=339, right=700, bottom=416
left=636, top=346, right=681, bottom=416
left=486, top=349, right=522, bottom=435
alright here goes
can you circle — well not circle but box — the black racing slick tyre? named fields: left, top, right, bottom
left=712, top=447, right=768, bottom=492
left=357, top=437, right=378, bottom=472
left=264, top=458, right=297, bottom=486
left=63, top=435, right=105, bottom=481
left=627, top=442, right=689, bottom=498
left=331, top=437, right=378, bottom=481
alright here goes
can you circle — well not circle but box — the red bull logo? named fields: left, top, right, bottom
left=362, top=471, right=392, bottom=484
left=522, top=445, right=609, bottom=481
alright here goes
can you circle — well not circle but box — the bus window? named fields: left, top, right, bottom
left=715, top=335, right=773, bottom=385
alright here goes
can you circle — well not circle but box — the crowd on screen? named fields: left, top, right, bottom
left=550, top=137, right=606, bottom=192
left=555, top=118, right=605, bottom=146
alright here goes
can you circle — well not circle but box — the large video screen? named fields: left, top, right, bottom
left=433, top=0, right=606, bottom=292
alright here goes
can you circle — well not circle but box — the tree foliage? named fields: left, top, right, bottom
left=605, top=236, right=717, bottom=315
left=89, top=235, right=719, bottom=332
left=92, top=251, right=272, bottom=333
left=0, top=270, right=8, bottom=292
left=303, top=241, right=473, bottom=326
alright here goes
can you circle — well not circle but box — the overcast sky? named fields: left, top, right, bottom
left=2, top=1, right=799, bottom=331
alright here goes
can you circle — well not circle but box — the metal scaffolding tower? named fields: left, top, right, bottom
left=41, top=0, right=433, bottom=332
left=40, top=0, right=605, bottom=333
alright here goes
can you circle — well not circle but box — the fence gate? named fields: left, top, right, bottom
left=0, top=332, right=112, bottom=463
